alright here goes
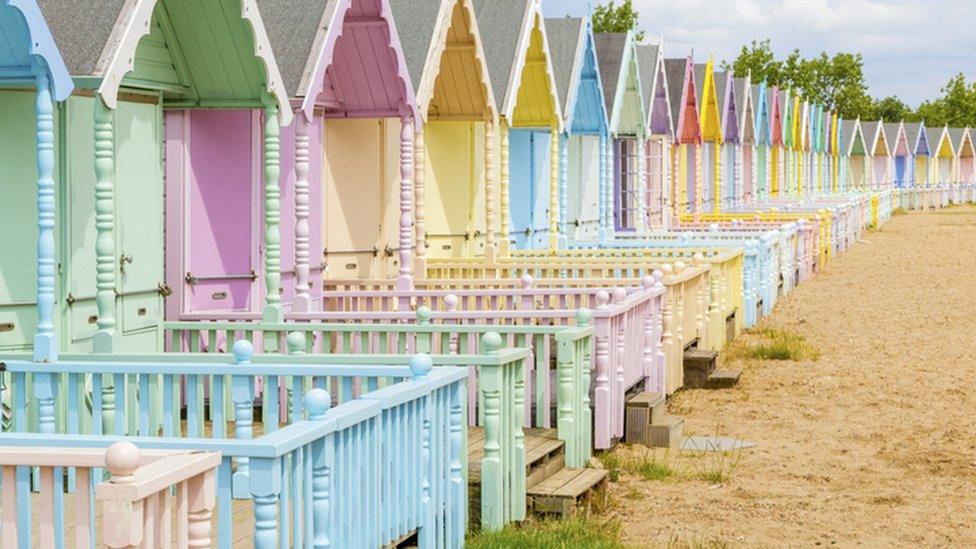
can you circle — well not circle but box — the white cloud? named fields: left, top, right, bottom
left=542, top=0, right=976, bottom=105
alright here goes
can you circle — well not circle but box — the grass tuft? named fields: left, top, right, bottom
left=466, top=517, right=627, bottom=549
left=892, top=207, right=907, bottom=216
left=726, top=326, right=819, bottom=362
left=599, top=444, right=742, bottom=486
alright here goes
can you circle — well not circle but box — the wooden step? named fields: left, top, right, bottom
left=683, top=349, right=718, bottom=389
left=624, top=392, right=669, bottom=444
left=706, top=369, right=742, bottom=389
left=527, top=467, right=609, bottom=519
left=647, top=414, right=684, bottom=449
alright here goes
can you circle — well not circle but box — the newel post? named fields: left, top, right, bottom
left=34, top=71, right=57, bottom=361
left=558, top=131, right=569, bottom=248
left=598, top=131, right=609, bottom=245
left=231, top=340, right=255, bottom=499
left=307, top=389, right=332, bottom=549
left=484, top=118, right=496, bottom=261
left=93, top=95, right=117, bottom=354
left=592, top=290, right=612, bottom=448
left=293, top=114, right=312, bottom=312
left=398, top=112, right=415, bottom=290
left=641, top=276, right=660, bottom=394
left=262, top=94, right=283, bottom=325
left=102, top=442, right=144, bottom=548
left=414, top=125, right=427, bottom=275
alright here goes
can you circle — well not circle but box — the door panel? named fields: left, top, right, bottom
left=530, top=131, right=551, bottom=248
left=186, top=110, right=256, bottom=312
left=424, top=122, right=473, bottom=258
left=507, top=129, right=533, bottom=248
left=0, top=91, right=41, bottom=349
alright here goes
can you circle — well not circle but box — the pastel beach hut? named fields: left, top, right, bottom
left=664, top=56, right=700, bottom=220
left=17, top=1, right=290, bottom=354
left=779, top=88, right=794, bottom=196
left=0, top=0, right=73, bottom=358
left=931, top=125, right=955, bottom=186
left=595, top=31, right=646, bottom=234
left=544, top=16, right=610, bottom=244
left=885, top=121, right=910, bottom=189
left=751, top=81, right=771, bottom=200
left=860, top=120, right=890, bottom=189
left=474, top=0, right=561, bottom=251
left=637, top=42, right=674, bottom=229
left=692, top=60, right=722, bottom=214
left=904, top=122, right=930, bottom=188
left=832, top=113, right=844, bottom=193
left=948, top=127, right=974, bottom=189
left=713, top=69, right=738, bottom=211
left=733, top=75, right=755, bottom=206
left=842, top=118, right=868, bottom=189
left=767, top=86, right=785, bottom=197
left=789, top=96, right=804, bottom=196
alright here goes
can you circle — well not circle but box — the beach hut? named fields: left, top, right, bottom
left=637, top=42, right=673, bottom=230
left=664, top=56, right=701, bottom=220
left=860, top=120, right=890, bottom=188
left=733, top=75, right=755, bottom=206
left=789, top=96, right=803, bottom=196
left=949, top=127, right=974, bottom=185
left=474, top=0, right=561, bottom=251
left=693, top=60, right=722, bottom=213
left=773, top=88, right=791, bottom=196
left=931, top=126, right=955, bottom=184
left=752, top=82, right=771, bottom=200
left=595, top=31, right=646, bottom=233
left=904, top=122, right=930, bottom=187
left=843, top=119, right=868, bottom=189
left=832, top=113, right=843, bottom=192
left=0, top=0, right=73, bottom=358
left=28, top=0, right=289, bottom=353
left=885, top=122, right=909, bottom=188
left=546, top=16, right=609, bottom=244
left=713, top=70, right=738, bottom=211
left=388, top=0, right=495, bottom=269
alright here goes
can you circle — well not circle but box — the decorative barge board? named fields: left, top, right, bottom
left=594, top=31, right=646, bottom=235
left=692, top=60, right=722, bottom=215
left=664, top=56, right=701, bottom=222
left=24, top=0, right=289, bottom=354
left=713, top=70, right=738, bottom=211
left=474, top=0, right=562, bottom=251
left=637, top=43, right=674, bottom=231
left=777, top=88, right=793, bottom=197
left=254, top=0, right=418, bottom=298
left=860, top=120, right=890, bottom=189
left=886, top=121, right=910, bottom=188
left=843, top=119, right=868, bottom=189
left=388, top=0, right=497, bottom=266
left=733, top=75, right=755, bottom=206
left=0, top=0, right=73, bottom=357
left=751, top=81, right=770, bottom=200
left=544, top=16, right=609, bottom=246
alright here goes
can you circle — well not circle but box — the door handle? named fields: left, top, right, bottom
left=120, top=252, right=133, bottom=273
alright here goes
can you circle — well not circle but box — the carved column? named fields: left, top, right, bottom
left=34, top=73, right=57, bottom=361
left=558, top=131, right=569, bottom=247
left=713, top=141, right=722, bottom=214
left=605, top=137, right=614, bottom=237
left=293, top=114, right=312, bottom=312
left=548, top=122, right=559, bottom=250
left=484, top=118, right=496, bottom=261
left=499, top=120, right=511, bottom=257
left=637, top=137, right=647, bottom=232
left=398, top=113, right=415, bottom=289
left=262, top=96, right=283, bottom=323
left=694, top=142, right=703, bottom=222
left=414, top=126, right=427, bottom=274
left=598, top=131, right=608, bottom=244
left=93, top=96, right=116, bottom=354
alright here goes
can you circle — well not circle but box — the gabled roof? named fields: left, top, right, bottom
left=733, top=76, right=750, bottom=137
left=473, top=0, right=560, bottom=129
left=693, top=60, right=721, bottom=142
left=259, top=0, right=417, bottom=121
left=884, top=121, right=908, bottom=156
left=664, top=57, right=688, bottom=135
left=948, top=127, right=973, bottom=156
left=904, top=121, right=928, bottom=156
left=594, top=31, right=644, bottom=135
left=664, top=56, right=699, bottom=144
left=0, top=0, right=73, bottom=99
left=860, top=120, right=888, bottom=156
left=933, top=126, right=955, bottom=158
left=714, top=70, right=738, bottom=143
left=638, top=43, right=672, bottom=137
left=389, top=0, right=494, bottom=122
left=751, top=82, right=769, bottom=145
left=544, top=16, right=606, bottom=133
left=843, top=119, right=865, bottom=156
left=37, top=0, right=291, bottom=123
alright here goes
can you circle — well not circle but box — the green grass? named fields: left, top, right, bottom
left=892, top=206, right=907, bottom=216
left=598, top=445, right=741, bottom=486
left=635, top=458, right=677, bottom=481
left=727, top=327, right=819, bottom=362
left=467, top=517, right=627, bottom=549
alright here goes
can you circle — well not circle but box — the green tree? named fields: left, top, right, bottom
left=917, top=74, right=976, bottom=127
left=721, top=39, right=780, bottom=84
left=592, top=0, right=645, bottom=41
left=868, top=96, right=916, bottom=123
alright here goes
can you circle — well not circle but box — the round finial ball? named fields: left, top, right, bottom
left=575, top=308, right=592, bottom=326
left=693, top=253, right=704, bottom=265
left=675, top=261, right=686, bottom=271
left=481, top=331, right=503, bottom=352
left=416, top=305, right=433, bottom=323
left=661, top=263, right=674, bottom=273
left=443, top=294, right=459, bottom=308
left=709, top=223, right=720, bottom=233
left=520, top=274, right=534, bottom=287
left=105, top=441, right=141, bottom=481
left=303, top=388, right=330, bottom=418
left=410, top=353, right=434, bottom=378
left=596, top=289, right=610, bottom=305
left=652, top=269, right=664, bottom=282
left=612, top=287, right=627, bottom=301
left=641, top=274, right=655, bottom=289
left=232, top=339, right=254, bottom=363
left=286, top=331, right=306, bottom=353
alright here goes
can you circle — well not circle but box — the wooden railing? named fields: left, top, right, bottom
left=0, top=442, right=220, bottom=548
left=1, top=347, right=505, bottom=538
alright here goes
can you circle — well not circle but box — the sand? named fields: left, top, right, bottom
left=607, top=206, right=976, bottom=547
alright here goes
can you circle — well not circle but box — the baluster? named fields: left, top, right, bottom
left=415, top=126, right=427, bottom=273
left=398, top=113, right=415, bottom=291
left=262, top=95, right=283, bottom=325
left=305, top=389, right=331, bottom=549
left=611, top=288, right=627, bottom=440
left=93, top=95, right=116, bottom=353
left=444, top=295, right=459, bottom=354
left=187, top=467, right=216, bottom=548
left=640, top=276, right=659, bottom=394
left=592, top=291, right=612, bottom=448
left=232, top=340, right=255, bottom=498
left=448, top=375, right=465, bottom=546
left=34, top=72, right=57, bottom=361
left=499, top=120, right=510, bottom=257
left=294, top=114, right=312, bottom=312
left=250, top=455, right=281, bottom=549
left=485, top=118, right=496, bottom=261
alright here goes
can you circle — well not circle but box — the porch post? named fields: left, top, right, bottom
left=484, top=118, right=495, bottom=261
left=397, top=112, right=415, bottom=290
left=414, top=126, right=427, bottom=274
left=262, top=95, right=283, bottom=324
left=604, top=136, right=614, bottom=237
left=499, top=120, right=511, bottom=257
left=549, top=122, right=559, bottom=250
left=34, top=72, right=57, bottom=362
left=693, top=142, right=703, bottom=222
left=292, top=114, right=312, bottom=312
left=557, top=130, right=568, bottom=247
left=598, top=131, right=608, bottom=244
left=636, top=137, right=646, bottom=231
left=712, top=140, right=721, bottom=214
left=93, top=95, right=117, bottom=354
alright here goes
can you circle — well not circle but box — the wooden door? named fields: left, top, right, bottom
left=530, top=131, right=551, bottom=248
left=507, top=129, right=533, bottom=248
left=645, top=137, right=665, bottom=228
left=0, top=91, right=43, bottom=350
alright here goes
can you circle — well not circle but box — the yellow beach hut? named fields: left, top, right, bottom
left=693, top=59, right=722, bottom=214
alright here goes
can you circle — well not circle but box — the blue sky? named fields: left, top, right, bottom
left=542, top=0, right=976, bottom=107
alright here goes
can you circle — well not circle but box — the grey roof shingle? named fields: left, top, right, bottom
left=860, top=120, right=881, bottom=149
left=664, top=58, right=687, bottom=130
left=387, top=0, right=443, bottom=96
left=948, top=127, right=969, bottom=150
left=733, top=77, right=748, bottom=128
left=594, top=32, right=627, bottom=116
left=904, top=122, right=923, bottom=150
left=472, top=0, right=530, bottom=112
left=842, top=119, right=860, bottom=150
left=36, top=0, right=128, bottom=76
left=693, top=63, right=706, bottom=110
left=883, top=122, right=902, bottom=148
left=255, top=0, right=332, bottom=97
left=544, top=17, right=584, bottom=119
left=635, top=44, right=659, bottom=118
